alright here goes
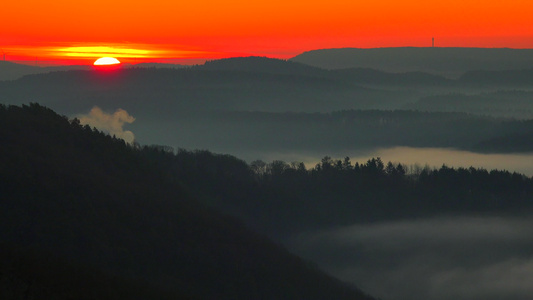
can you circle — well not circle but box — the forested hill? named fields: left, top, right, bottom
left=143, top=149, right=533, bottom=239
left=198, top=56, right=327, bottom=76
left=0, top=60, right=92, bottom=81
left=0, top=103, right=375, bottom=300
left=291, top=47, right=533, bottom=75
left=4, top=104, right=533, bottom=299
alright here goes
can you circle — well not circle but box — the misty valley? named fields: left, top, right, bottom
left=2, top=48, right=533, bottom=300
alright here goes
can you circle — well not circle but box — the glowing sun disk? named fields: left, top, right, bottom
left=94, top=57, right=121, bottom=65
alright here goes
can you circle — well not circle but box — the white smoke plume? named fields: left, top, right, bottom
left=78, top=106, right=136, bottom=144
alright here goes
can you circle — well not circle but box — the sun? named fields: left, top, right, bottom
left=94, top=57, right=121, bottom=66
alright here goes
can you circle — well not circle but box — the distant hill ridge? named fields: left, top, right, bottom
left=291, top=47, right=533, bottom=76
left=4, top=47, right=533, bottom=81
left=0, top=61, right=186, bottom=81
left=197, top=56, right=327, bottom=76
left=0, top=60, right=93, bottom=81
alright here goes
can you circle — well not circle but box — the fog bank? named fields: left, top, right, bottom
left=288, top=216, right=533, bottom=300
left=243, top=147, right=533, bottom=176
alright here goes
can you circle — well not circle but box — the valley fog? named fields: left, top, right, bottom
left=242, top=147, right=533, bottom=176
left=250, top=144, right=533, bottom=299
left=4, top=53, right=533, bottom=300
left=288, top=215, right=533, bottom=300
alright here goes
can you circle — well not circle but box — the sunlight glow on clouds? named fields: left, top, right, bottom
left=3, top=0, right=533, bottom=64
left=1, top=43, right=231, bottom=65
left=57, top=46, right=152, bottom=58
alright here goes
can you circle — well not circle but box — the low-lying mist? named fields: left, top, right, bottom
left=352, top=147, right=533, bottom=176
left=242, top=147, right=533, bottom=176
left=288, top=215, right=533, bottom=300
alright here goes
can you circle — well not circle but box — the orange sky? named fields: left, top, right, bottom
left=2, top=0, right=533, bottom=65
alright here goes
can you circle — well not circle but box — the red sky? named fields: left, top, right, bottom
left=2, top=0, right=533, bottom=65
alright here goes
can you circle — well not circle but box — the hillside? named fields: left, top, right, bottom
left=0, top=103, right=375, bottom=300
left=0, top=65, right=383, bottom=115
left=0, top=61, right=92, bottom=81
left=4, top=104, right=533, bottom=300
left=198, top=56, right=327, bottom=77
left=291, top=47, right=533, bottom=76
left=405, top=90, right=533, bottom=119
left=2, top=57, right=533, bottom=156
left=131, top=110, right=533, bottom=157
left=146, top=147, right=533, bottom=239
left=0, top=61, right=44, bottom=81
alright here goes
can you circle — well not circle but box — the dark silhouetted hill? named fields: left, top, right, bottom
left=198, top=56, right=327, bottom=77
left=0, top=61, right=92, bottom=81
left=4, top=56, right=533, bottom=155
left=0, top=103, right=375, bottom=300
left=0, top=56, right=466, bottom=122
left=125, top=62, right=188, bottom=69
left=129, top=109, right=533, bottom=155
left=130, top=134, right=533, bottom=239
left=0, top=61, right=43, bottom=81
left=405, top=90, right=533, bottom=119
left=0, top=63, right=406, bottom=116
left=471, top=122, right=533, bottom=153
left=5, top=104, right=533, bottom=300
left=291, top=47, right=533, bottom=76
left=332, top=67, right=451, bottom=86
left=0, top=60, right=188, bottom=81
left=458, top=68, right=533, bottom=86
left=0, top=244, right=186, bottom=300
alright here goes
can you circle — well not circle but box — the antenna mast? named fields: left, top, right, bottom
left=432, top=37, right=435, bottom=48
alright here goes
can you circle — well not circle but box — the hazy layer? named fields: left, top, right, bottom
left=243, top=147, right=533, bottom=176
left=353, top=147, right=533, bottom=176
left=288, top=215, right=533, bottom=300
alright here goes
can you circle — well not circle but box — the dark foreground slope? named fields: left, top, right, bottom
left=0, top=243, right=182, bottom=300
left=0, top=103, right=374, bottom=300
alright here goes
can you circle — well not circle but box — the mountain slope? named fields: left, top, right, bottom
left=0, top=61, right=395, bottom=117
left=291, top=47, right=533, bottom=76
left=0, top=103, right=374, bottom=300
left=198, top=56, right=327, bottom=77
left=0, top=61, right=44, bottom=81
left=0, top=61, right=92, bottom=81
